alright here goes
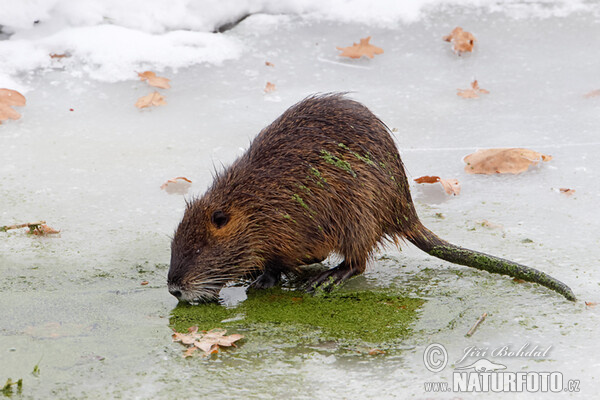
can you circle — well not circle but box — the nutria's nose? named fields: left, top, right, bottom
left=169, top=289, right=182, bottom=299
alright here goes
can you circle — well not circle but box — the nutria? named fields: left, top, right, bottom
left=167, top=94, right=575, bottom=303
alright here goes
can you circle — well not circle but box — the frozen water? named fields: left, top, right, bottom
left=1, top=1, right=600, bottom=399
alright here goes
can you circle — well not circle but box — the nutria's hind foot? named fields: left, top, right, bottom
left=249, top=268, right=281, bottom=289
left=304, top=260, right=364, bottom=293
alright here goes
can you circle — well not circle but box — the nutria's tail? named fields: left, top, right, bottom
left=407, top=223, right=576, bottom=301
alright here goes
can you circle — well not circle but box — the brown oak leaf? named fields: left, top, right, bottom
left=559, top=188, right=575, bottom=196
left=337, top=37, right=383, bottom=59
left=264, top=82, right=276, bottom=93
left=0, top=89, right=26, bottom=124
left=414, top=175, right=461, bottom=195
left=443, top=27, right=476, bottom=53
left=457, top=80, right=489, bottom=99
left=138, top=71, right=171, bottom=89
left=464, top=148, right=552, bottom=174
left=135, top=92, right=166, bottom=109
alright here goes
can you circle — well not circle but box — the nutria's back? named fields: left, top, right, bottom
left=168, top=93, right=575, bottom=303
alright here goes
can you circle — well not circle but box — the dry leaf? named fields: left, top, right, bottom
left=138, top=71, right=171, bottom=89
left=141, top=280, right=149, bottom=286
left=443, top=27, right=476, bottom=53
left=50, top=53, right=69, bottom=59
left=337, top=36, right=384, bottom=59
left=457, top=80, right=489, bottom=99
left=161, top=176, right=192, bottom=195
left=464, top=148, right=552, bottom=174
left=29, top=224, right=60, bottom=236
left=414, top=175, right=461, bottom=195
left=265, top=61, right=274, bottom=67
left=559, top=188, right=575, bottom=196
left=585, top=301, right=597, bottom=308
left=513, top=278, right=526, bottom=284
left=0, top=88, right=26, bottom=124
left=264, top=82, right=276, bottom=93
left=135, top=91, right=166, bottom=109
left=173, top=328, right=244, bottom=357
left=584, top=89, right=600, bottom=98
left=368, top=348, right=385, bottom=355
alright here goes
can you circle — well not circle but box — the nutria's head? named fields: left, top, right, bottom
left=167, top=194, right=262, bottom=303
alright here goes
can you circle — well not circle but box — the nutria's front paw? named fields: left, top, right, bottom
left=304, top=264, right=357, bottom=293
left=249, top=270, right=281, bottom=289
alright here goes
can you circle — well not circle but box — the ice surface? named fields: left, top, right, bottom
left=1, top=1, right=600, bottom=399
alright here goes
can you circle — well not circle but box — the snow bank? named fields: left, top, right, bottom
left=0, top=0, right=593, bottom=90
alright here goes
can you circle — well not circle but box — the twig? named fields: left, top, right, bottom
left=0, top=221, right=46, bottom=232
left=466, top=312, right=487, bottom=337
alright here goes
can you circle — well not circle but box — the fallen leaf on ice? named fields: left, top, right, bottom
left=414, top=175, right=461, bottom=195
left=135, top=92, right=166, bottom=109
left=161, top=176, right=192, bottom=194
left=264, top=82, right=276, bottom=93
left=337, top=36, right=383, bottom=59
left=0, top=88, right=26, bottom=124
left=584, top=89, right=600, bottom=98
left=457, top=80, right=489, bottom=99
left=173, top=327, right=244, bottom=357
left=464, top=148, right=552, bottom=174
left=138, top=71, right=171, bottom=89
left=443, top=27, right=476, bottom=54
left=265, top=61, right=274, bottom=67
left=559, top=188, right=575, bottom=196
left=29, top=224, right=60, bottom=236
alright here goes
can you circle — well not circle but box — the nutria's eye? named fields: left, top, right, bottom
left=211, top=210, right=229, bottom=228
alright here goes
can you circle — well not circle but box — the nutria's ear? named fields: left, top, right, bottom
left=211, top=210, right=229, bottom=228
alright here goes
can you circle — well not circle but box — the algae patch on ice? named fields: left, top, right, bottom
left=170, top=289, right=424, bottom=343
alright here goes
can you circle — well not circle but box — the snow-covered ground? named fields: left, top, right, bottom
left=1, top=1, right=599, bottom=398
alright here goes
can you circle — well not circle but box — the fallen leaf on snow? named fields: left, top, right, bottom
left=464, top=148, right=552, bottom=174
left=559, top=188, right=575, bottom=196
left=337, top=36, right=383, bottom=59
left=50, top=53, right=69, bottom=59
left=368, top=348, right=385, bottom=355
left=0, top=88, right=26, bottom=124
left=584, top=89, right=600, bottom=98
left=457, top=80, right=489, bottom=99
left=138, top=71, right=171, bottom=89
left=141, top=280, right=149, bottom=286
left=443, top=27, right=476, bottom=54
left=585, top=301, right=597, bottom=308
left=414, top=175, right=461, bottom=195
left=161, top=176, right=192, bottom=194
left=265, top=61, right=274, bottom=67
left=135, top=91, right=166, bottom=109
left=264, top=82, right=276, bottom=93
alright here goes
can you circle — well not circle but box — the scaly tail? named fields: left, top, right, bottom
left=407, top=223, right=576, bottom=301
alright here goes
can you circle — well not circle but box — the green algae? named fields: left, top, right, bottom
left=170, top=289, right=424, bottom=343
left=338, top=143, right=375, bottom=166
left=320, top=150, right=356, bottom=177
left=291, top=194, right=313, bottom=215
